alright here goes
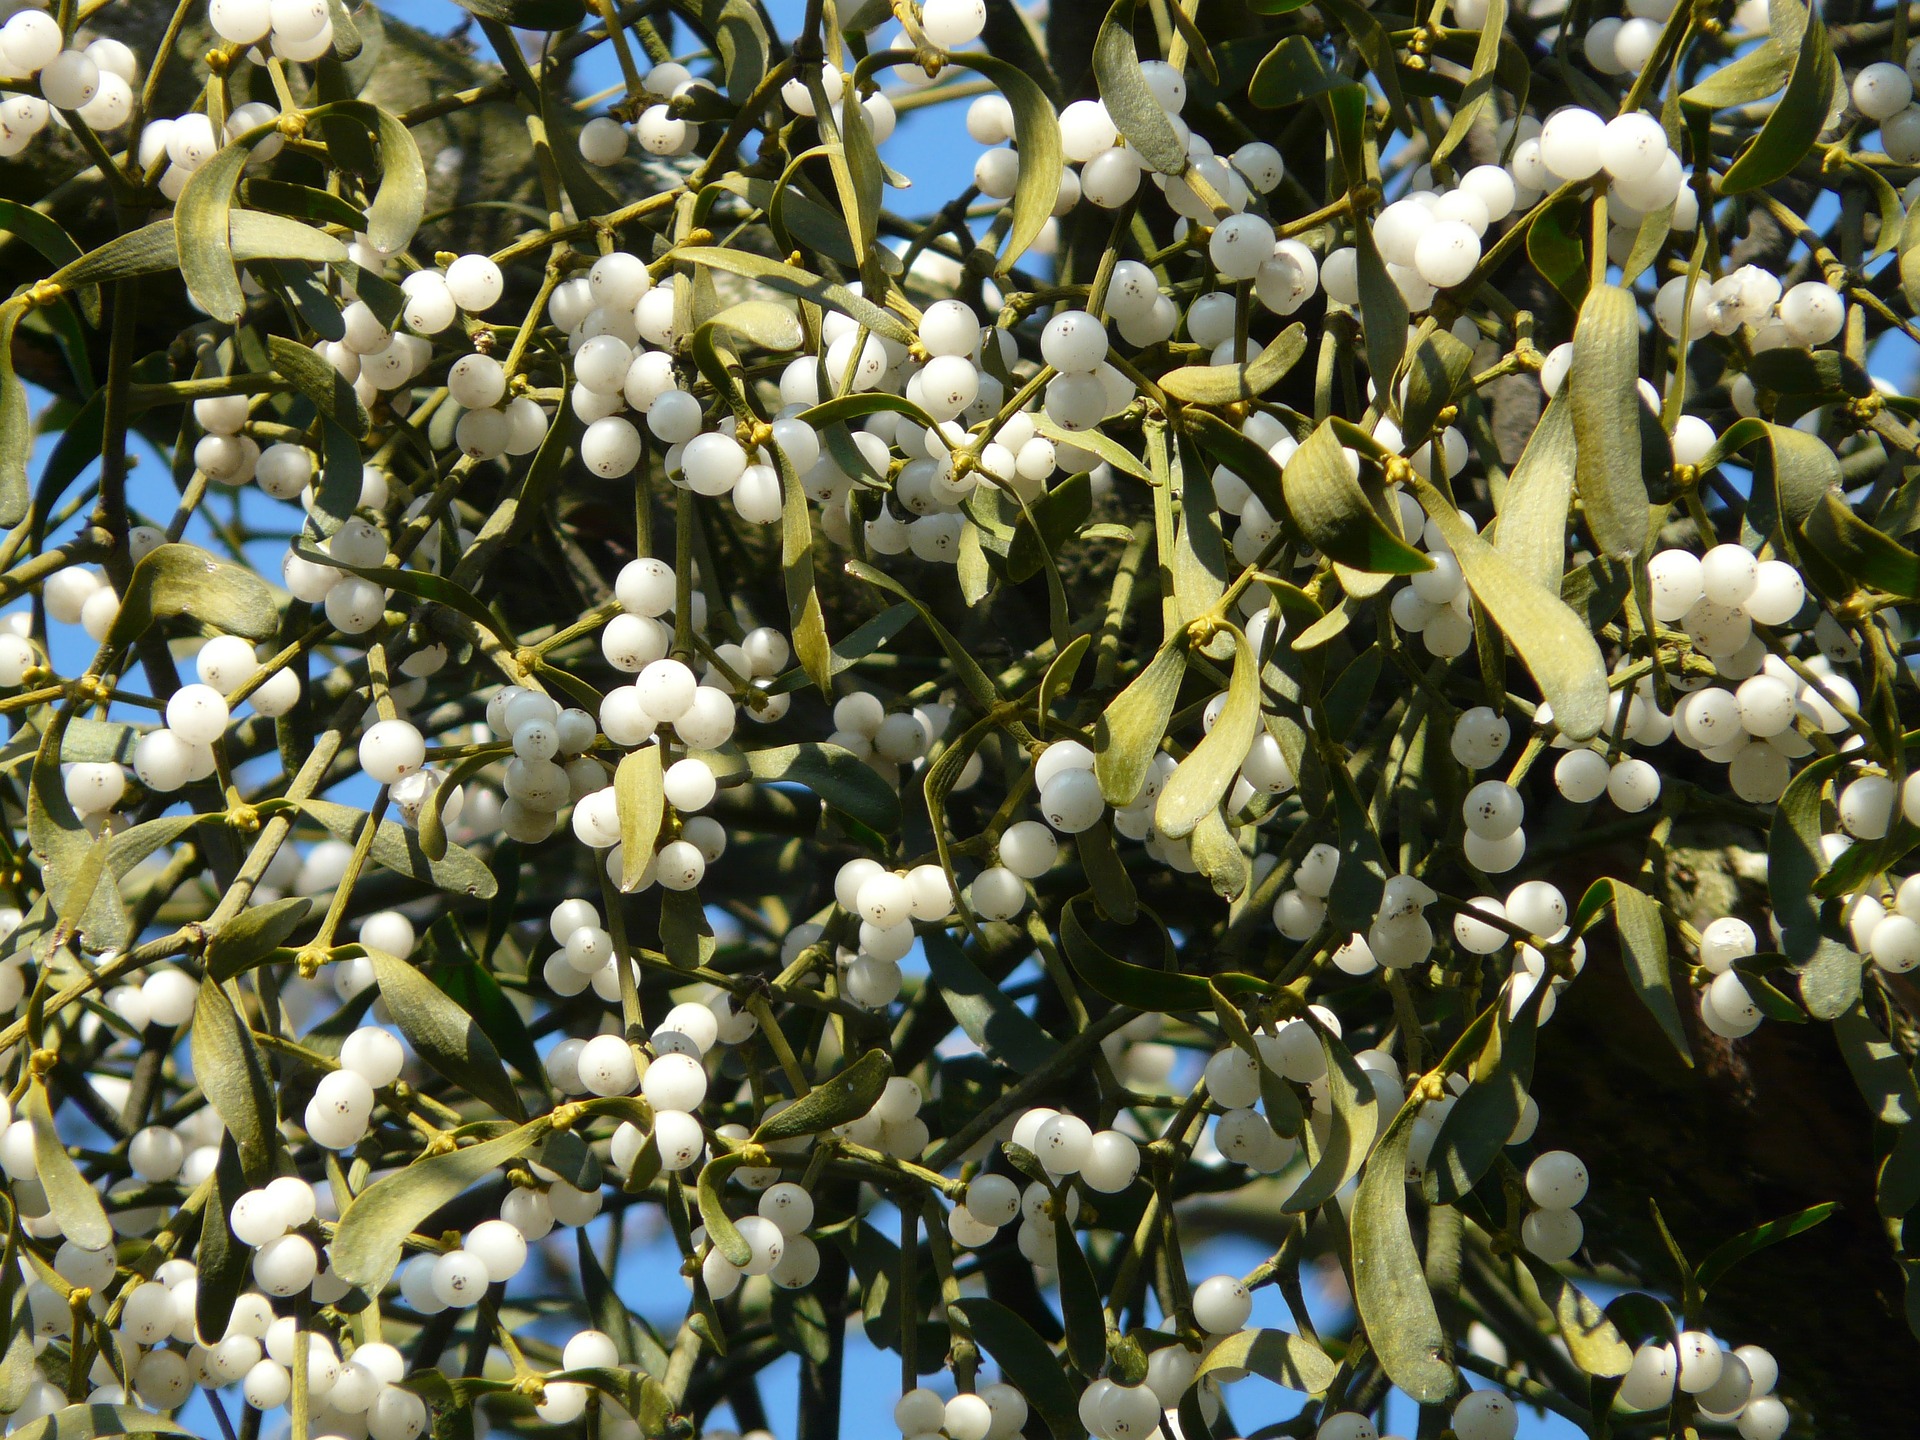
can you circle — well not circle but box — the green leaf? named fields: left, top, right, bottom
left=1578, top=878, right=1691, bottom=1064
left=1902, top=202, right=1920, bottom=317
left=196, top=1137, right=249, bottom=1346
left=417, top=749, right=499, bottom=864
left=1004, top=470, right=1093, bottom=583
left=615, top=745, right=665, bottom=893
left=1040, top=633, right=1093, bottom=730
left=1836, top=1003, right=1920, bottom=1125
left=703, top=299, right=803, bottom=355
left=1034, top=412, right=1150, bottom=482
left=1425, top=984, right=1542, bottom=1204
left=425, top=918, right=547, bottom=1095
left=1080, top=820, right=1140, bottom=925
left=1353, top=224, right=1410, bottom=391
left=1413, top=479, right=1611, bottom=741
left=1194, top=1328, right=1337, bottom=1393
left=1521, top=1259, right=1633, bottom=1377
left=206, top=897, right=312, bottom=981
left=331, top=1120, right=550, bottom=1289
left=1491, top=391, right=1577, bottom=592
left=699, top=1153, right=752, bottom=1267
left=1156, top=623, right=1258, bottom=840
left=0, top=303, right=28, bottom=527
left=951, top=1298, right=1082, bottom=1440
left=307, top=101, right=427, bottom=254
left=1795, top=933, right=1861, bottom=1019
left=240, top=177, right=370, bottom=232
left=1527, top=191, right=1589, bottom=308
left=1695, top=1203, right=1836, bottom=1293
left=0, top=200, right=92, bottom=314
left=1160, top=323, right=1307, bottom=405
left=25, top=1080, right=110, bottom=1252
left=293, top=544, right=510, bottom=650
left=1182, top=408, right=1291, bottom=535
left=1095, top=639, right=1186, bottom=807
left=1401, top=328, right=1476, bottom=444
left=50, top=220, right=178, bottom=288
left=1719, top=3, right=1836, bottom=193
left=370, top=947, right=525, bottom=1121
left=1768, top=754, right=1835, bottom=934
left=921, top=931, right=1059, bottom=1072
left=1249, top=35, right=1347, bottom=106
left=1285, top=423, right=1431, bottom=575
left=190, top=980, right=280, bottom=1182
left=1353, top=1098, right=1455, bottom=1403
left=778, top=443, right=832, bottom=695
left=293, top=799, right=499, bottom=899
left=1319, top=0, right=1410, bottom=133
left=1061, top=894, right=1263, bottom=1010
left=1055, top=1218, right=1106, bottom=1376
left=1737, top=418, right=1842, bottom=540
left=1750, top=345, right=1872, bottom=400
left=1190, top=805, right=1249, bottom=899
left=710, top=742, right=902, bottom=833
left=682, top=0, right=770, bottom=103
left=673, top=247, right=912, bottom=344
left=1285, top=1024, right=1380, bottom=1212
left=309, top=419, right=362, bottom=538
left=753, top=1050, right=892, bottom=1143
left=846, top=559, right=1002, bottom=712
left=1620, top=200, right=1675, bottom=285
left=659, top=887, right=715, bottom=970
left=1431, top=0, right=1511, bottom=170
left=268, top=334, right=370, bottom=438
left=1569, top=284, right=1650, bottom=559
left=1802, top=492, right=1920, bottom=599
left=576, top=1229, right=641, bottom=1365
left=7, top=1404, right=196, bottom=1440
left=176, top=123, right=275, bottom=322
left=451, top=0, right=584, bottom=28
left=1681, top=33, right=1792, bottom=108
left=0, top=1270, right=34, bottom=1412
left=1093, top=0, right=1189, bottom=174
left=798, top=392, right=943, bottom=434
left=105, top=542, right=281, bottom=649
left=231, top=212, right=352, bottom=269
left=28, top=717, right=127, bottom=950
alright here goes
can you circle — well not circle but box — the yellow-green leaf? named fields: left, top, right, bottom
left=753, top=1050, right=891, bottom=1143
left=1353, top=1098, right=1455, bottom=1403
left=190, top=980, right=280, bottom=1181
left=1095, top=639, right=1187, bottom=806
left=331, top=1120, right=550, bottom=1289
left=1092, top=0, right=1189, bottom=174
left=1194, top=1328, right=1337, bottom=1393
left=1569, top=284, right=1650, bottom=559
left=370, top=947, right=526, bottom=1121
left=0, top=302, right=28, bottom=527
left=1491, top=391, right=1577, bottom=591
left=616, top=745, right=665, bottom=892
left=1719, top=2, right=1836, bottom=194
left=105, top=542, right=281, bottom=649
left=176, top=123, right=278, bottom=323
left=1155, top=623, right=1257, bottom=840
left=25, top=1080, right=110, bottom=1252
left=1284, top=423, right=1431, bottom=575
left=268, top=334, right=371, bottom=439
left=1160, top=323, right=1308, bottom=405
left=1414, top=478, right=1610, bottom=740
